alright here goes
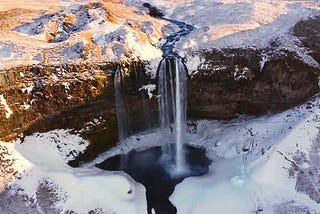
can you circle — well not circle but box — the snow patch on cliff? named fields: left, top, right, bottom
left=139, top=84, right=156, bottom=98
left=0, top=94, right=13, bottom=119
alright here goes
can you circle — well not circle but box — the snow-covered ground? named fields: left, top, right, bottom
left=0, top=130, right=146, bottom=214
left=90, top=94, right=320, bottom=213
left=123, top=0, right=320, bottom=69
left=1, top=0, right=320, bottom=70
left=170, top=96, right=320, bottom=213
left=0, top=0, right=167, bottom=69
left=1, top=94, right=320, bottom=213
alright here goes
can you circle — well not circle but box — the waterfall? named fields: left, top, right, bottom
left=158, top=57, right=187, bottom=172
left=114, top=66, right=128, bottom=142
left=113, top=17, right=193, bottom=174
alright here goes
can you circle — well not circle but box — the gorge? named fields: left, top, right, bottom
left=1, top=1, right=320, bottom=214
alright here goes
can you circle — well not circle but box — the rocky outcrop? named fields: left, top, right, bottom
left=294, top=16, right=320, bottom=64
left=0, top=62, right=115, bottom=141
left=186, top=16, right=320, bottom=118
left=187, top=49, right=320, bottom=118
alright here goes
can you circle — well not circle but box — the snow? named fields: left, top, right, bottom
left=62, top=82, right=70, bottom=91
left=0, top=130, right=147, bottom=214
left=169, top=96, right=320, bottom=213
left=123, top=0, right=320, bottom=67
left=141, top=0, right=320, bottom=49
left=21, top=102, right=31, bottom=110
left=21, top=83, right=34, bottom=94
left=1, top=94, right=320, bottom=213
left=84, top=94, right=320, bottom=213
left=0, top=94, right=13, bottom=119
left=0, top=0, right=168, bottom=69
left=259, top=53, right=268, bottom=72
left=139, top=84, right=156, bottom=98
left=1, top=0, right=319, bottom=69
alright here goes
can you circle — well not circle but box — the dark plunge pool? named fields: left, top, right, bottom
left=95, top=145, right=212, bottom=214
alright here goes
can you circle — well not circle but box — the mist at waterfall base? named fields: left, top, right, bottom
left=96, top=57, right=212, bottom=213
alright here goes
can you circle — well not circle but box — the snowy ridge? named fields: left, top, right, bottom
left=124, top=0, right=320, bottom=68
left=0, top=0, right=166, bottom=69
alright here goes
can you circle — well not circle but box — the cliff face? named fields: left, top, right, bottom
left=0, top=1, right=320, bottom=143
left=185, top=15, right=320, bottom=118
left=188, top=50, right=319, bottom=118
left=0, top=63, right=115, bottom=141
left=0, top=0, right=165, bottom=141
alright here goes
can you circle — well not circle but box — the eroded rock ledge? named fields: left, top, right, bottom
left=1, top=50, right=319, bottom=141
left=188, top=49, right=320, bottom=118
left=0, top=62, right=115, bottom=141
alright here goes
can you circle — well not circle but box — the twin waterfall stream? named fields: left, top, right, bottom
left=114, top=56, right=188, bottom=174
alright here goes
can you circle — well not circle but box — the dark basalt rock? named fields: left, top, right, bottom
left=294, top=15, right=320, bottom=64
left=142, top=3, right=164, bottom=18
left=187, top=49, right=320, bottom=118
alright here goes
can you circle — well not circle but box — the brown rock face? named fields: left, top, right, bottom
left=188, top=50, right=320, bottom=118
left=0, top=62, right=116, bottom=141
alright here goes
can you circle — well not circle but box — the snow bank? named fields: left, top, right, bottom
left=2, top=94, right=320, bottom=213
left=0, top=130, right=147, bottom=214
left=169, top=96, right=320, bottom=213
left=87, top=93, right=320, bottom=213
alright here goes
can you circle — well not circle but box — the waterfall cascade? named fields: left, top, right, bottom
left=113, top=11, right=193, bottom=174
left=158, top=57, right=187, bottom=173
left=114, top=66, right=128, bottom=142
left=102, top=14, right=213, bottom=214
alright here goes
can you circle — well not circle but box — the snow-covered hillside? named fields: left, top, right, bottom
left=1, top=0, right=320, bottom=69
left=0, top=0, right=166, bottom=69
left=125, top=0, right=320, bottom=49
